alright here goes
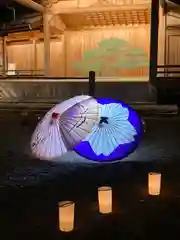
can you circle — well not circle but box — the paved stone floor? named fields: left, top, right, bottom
left=0, top=108, right=180, bottom=239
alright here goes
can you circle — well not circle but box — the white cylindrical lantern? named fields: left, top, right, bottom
left=59, top=201, right=75, bottom=232
left=98, top=186, right=112, bottom=214
left=7, top=63, right=16, bottom=75
left=148, top=172, right=161, bottom=196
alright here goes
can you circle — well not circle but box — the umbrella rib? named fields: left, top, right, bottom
left=31, top=95, right=99, bottom=159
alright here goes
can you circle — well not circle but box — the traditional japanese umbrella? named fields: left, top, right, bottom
left=74, top=98, right=144, bottom=162
left=31, top=95, right=99, bottom=160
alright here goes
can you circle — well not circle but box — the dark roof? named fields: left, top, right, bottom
left=0, top=0, right=11, bottom=8
left=171, top=0, right=180, bottom=5
left=0, top=0, right=40, bottom=24
left=0, top=1, right=42, bottom=35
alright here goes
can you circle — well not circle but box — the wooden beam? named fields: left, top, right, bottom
left=49, top=14, right=66, bottom=33
left=51, top=15, right=66, bottom=31
left=53, top=3, right=151, bottom=14
left=12, top=0, right=44, bottom=12
left=166, top=0, right=180, bottom=15
left=43, top=9, right=50, bottom=76
left=32, top=39, right=37, bottom=72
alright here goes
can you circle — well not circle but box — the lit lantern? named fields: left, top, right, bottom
left=98, top=186, right=112, bottom=214
left=7, top=63, right=16, bottom=75
left=148, top=172, right=161, bottom=196
left=59, top=201, right=75, bottom=232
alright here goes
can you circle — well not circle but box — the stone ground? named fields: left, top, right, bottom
left=0, top=106, right=180, bottom=239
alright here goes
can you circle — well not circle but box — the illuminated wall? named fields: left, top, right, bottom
left=64, top=25, right=150, bottom=79
left=6, top=25, right=150, bottom=79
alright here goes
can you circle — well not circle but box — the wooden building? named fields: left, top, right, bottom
left=0, top=0, right=179, bottom=80
left=0, top=0, right=151, bottom=80
left=0, top=0, right=180, bottom=79
left=0, top=0, right=179, bottom=104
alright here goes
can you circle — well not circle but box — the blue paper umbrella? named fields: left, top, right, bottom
left=74, top=98, right=144, bottom=162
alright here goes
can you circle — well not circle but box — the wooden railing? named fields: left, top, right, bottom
left=0, top=71, right=96, bottom=95
left=157, top=65, right=180, bottom=78
left=0, top=70, right=44, bottom=77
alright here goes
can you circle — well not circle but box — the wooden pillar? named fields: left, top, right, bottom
left=158, top=1, right=166, bottom=68
left=32, top=39, right=37, bottom=74
left=149, top=0, right=160, bottom=86
left=2, top=36, right=7, bottom=75
left=164, top=3, right=167, bottom=67
left=43, top=9, right=50, bottom=76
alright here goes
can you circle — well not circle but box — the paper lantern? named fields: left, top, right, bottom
left=98, top=186, right=112, bottom=214
left=59, top=201, right=75, bottom=232
left=7, top=63, right=16, bottom=75
left=148, top=172, right=161, bottom=196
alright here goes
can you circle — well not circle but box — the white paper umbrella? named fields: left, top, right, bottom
left=31, top=95, right=99, bottom=160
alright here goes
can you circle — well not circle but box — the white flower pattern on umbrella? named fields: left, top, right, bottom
left=83, top=103, right=137, bottom=156
left=31, top=95, right=99, bottom=160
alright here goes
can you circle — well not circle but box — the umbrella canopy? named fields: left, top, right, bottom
left=74, top=98, right=144, bottom=162
left=31, top=95, right=99, bottom=160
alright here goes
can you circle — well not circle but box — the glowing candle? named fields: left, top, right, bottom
left=148, top=172, right=161, bottom=196
left=59, top=201, right=75, bottom=232
left=98, top=186, right=112, bottom=214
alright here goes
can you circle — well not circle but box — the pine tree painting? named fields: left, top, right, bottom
left=73, top=38, right=149, bottom=76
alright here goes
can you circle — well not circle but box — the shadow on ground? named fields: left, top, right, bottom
left=0, top=109, right=180, bottom=239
